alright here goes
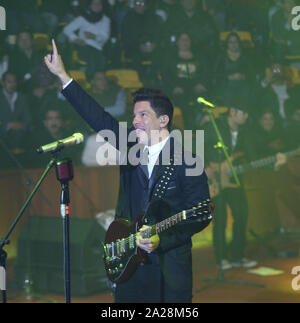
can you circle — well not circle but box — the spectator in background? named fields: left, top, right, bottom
left=0, top=71, right=31, bottom=152
left=63, top=0, right=111, bottom=78
left=161, top=32, right=210, bottom=129
left=213, top=32, right=256, bottom=105
left=0, top=48, right=9, bottom=80
left=154, top=0, right=177, bottom=23
left=268, top=0, right=282, bottom=25
left=166, top=0, right=218, bottom=56
left=30, top=106, right=83, bottom=167
left=121, top=0, right=163, bottom=87
left=260, top=60, right=296, bottom=120
left=87, top=70, right=127, bottom=120
left=227, top=0, right=269, bottom=48
left=108, top=0, right=132, bottom=35
left=9, top=30, right=44, bottom=91
left=2, top=0, right=44, bottom=35
left=202, top=0, right=227, bottom=32
left=40, top=0, right=70, bottom=35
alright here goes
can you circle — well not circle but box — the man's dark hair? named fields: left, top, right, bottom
left=2, top=70, right=17, bottom=82
left=133, top=88, right=174, bottom=130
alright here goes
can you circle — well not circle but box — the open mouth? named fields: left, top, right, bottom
left=135, top=128, right=146, bottom=134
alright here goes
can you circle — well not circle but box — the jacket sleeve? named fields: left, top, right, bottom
left=62, top=80, right=131, bottom=150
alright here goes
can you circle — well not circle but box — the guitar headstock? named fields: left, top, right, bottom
left=185, top=199, right=214, bottom=222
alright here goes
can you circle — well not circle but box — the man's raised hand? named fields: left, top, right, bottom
left=44, top=39, right=71, bottom=86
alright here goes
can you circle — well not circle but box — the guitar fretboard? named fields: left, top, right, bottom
left=227, top=149, right=299, bottom=177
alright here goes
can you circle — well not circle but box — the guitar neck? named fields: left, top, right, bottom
left=140, top=211, right=184, bottom=239
left=230, top=149, right=299, bottom=176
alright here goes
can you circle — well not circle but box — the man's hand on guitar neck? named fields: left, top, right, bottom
left=136, top=225, right=160, bottom=253
left=274, top=152, right=287, bottom=171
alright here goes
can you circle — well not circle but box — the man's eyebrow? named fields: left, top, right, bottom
left=133, top=110, right=149, bottom=115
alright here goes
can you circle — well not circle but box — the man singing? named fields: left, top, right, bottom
left=44, top=39, right=211, bottom=303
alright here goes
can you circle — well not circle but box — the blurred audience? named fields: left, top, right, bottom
left=29, top=101, right=84, bottom=167
left=260, top=61, right=296, bottom=120
left=121, top=0, right=162, bottom=87
left=202, top=0, right=228, bottom=32
left=63, top=0, right=111, bottom=78
left=0, top=0, right=298, bottom=180
left=87, top=70, right=127, bottom=120
left=166, top=0, right=218, bottom=56
left=213, top=32, right=256, bottom=105
left=9, top=30, right=44, bottom=91
left=154, top=0, right=177, bottom=23
left=2, top=0, right=44, bottom=35
left=0, top=71, right=31, bottom=152
left=161, top=32, right=211, bottom=129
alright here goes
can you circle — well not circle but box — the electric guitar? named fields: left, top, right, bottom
left=208, top=147, right=300, bottom=197
left=102, top=198, right=214, bottom=283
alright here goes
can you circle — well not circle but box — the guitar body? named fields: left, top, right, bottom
left=208, top=152, right=245, bottom=196
left=103, top=199, right=213, bottom=284
left=104, top=215, right=147, bottom=283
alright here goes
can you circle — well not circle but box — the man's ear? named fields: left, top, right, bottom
left=160, top=115, right=169, bottom=128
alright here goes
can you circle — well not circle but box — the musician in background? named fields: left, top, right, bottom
left=249, top=107, right=286, bottom=162
left=204, top=96, right=257, bottom=271
left=44, top=39, right=211, bottom=303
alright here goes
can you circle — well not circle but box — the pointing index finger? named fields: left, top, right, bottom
left=52, top=39, right=58, bottom=56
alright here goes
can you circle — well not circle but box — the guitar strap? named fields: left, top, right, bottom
left=150, top=155, right=177, bottom=201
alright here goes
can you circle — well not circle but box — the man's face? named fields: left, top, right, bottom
left=227, top=35, right=240, bottom=52
left=92, top=72, right=108, bottom=92
left=260, top=112, right=275, bottom=132
left=43, top=110, right=63, bottom=137
left=133, top=101, right=166, bottom=145
left=231, top=108, right=248, bottom=125
left=177, top=33, right=191, bottom=50
left=90, top=0, right=103, bottom=13
left=134, top=0, right=146, bottom=14
left=3, top=74, right=17, bottom=94
left=17, top=32, right=33, bottom=51
left=271, top=63, right=284, bottom=82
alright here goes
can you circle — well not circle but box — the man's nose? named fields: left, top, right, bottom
left=133, top=115, right=140, bottom=126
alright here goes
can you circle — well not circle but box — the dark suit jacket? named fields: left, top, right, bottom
left=62, top=80, right=211, bottom=302
left=0, top=90, right=31, bottom=133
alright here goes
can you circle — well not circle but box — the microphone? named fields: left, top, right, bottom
left=37, top=133, right=84, bottom=154
left=196, top=97, right=216, bottom=108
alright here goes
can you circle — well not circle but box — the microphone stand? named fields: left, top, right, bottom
left=55, top=158, right=74, bottom=304
left=195, top=99, right=265, bottom=292
left=0, top=151, right=59, bottom=303
left=0, top=136, right=54, bottom=302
